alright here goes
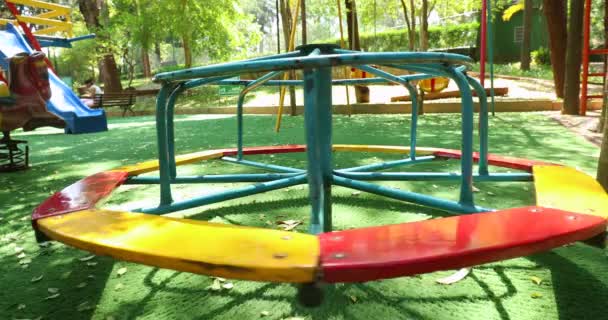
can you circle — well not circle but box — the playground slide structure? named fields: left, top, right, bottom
left=0, top=24, right=107, bottom=134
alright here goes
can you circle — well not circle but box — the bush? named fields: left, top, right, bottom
left=531, top=47, right=550, bottom=65
left=319, top=22, right=480, bottom=52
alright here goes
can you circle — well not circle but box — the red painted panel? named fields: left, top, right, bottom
left=221, top=145, right=307, bottom=156
left=433, top=150, right=556, bottom=172
left=32, top=171, right=129, bottom=221
left=319, top=207, right=606, bottom=283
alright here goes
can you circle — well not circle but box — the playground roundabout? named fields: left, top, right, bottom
left=30, top=45, right=608, bottom=306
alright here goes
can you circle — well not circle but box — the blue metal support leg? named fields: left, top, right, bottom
left=303, top=66, right=333, bottom=234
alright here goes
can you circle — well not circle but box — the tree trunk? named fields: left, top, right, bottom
left=409, top=0, right=416, bottom=51
left=77, top=0, right=122, bottom=92
left=301, top=0, right=307, bottom=45
left=141, top=49, right=151, bottom=78
left=279, top=0, right=297, bottom=115
left=99, top=54, right=122, bottom=92
left=155, top=42, right=162, bottom=62
left=598, top=0, right=608, bottom=133
left=598, top=101, right=608, bottom=190
left=345, top=0, right=361, bottom=50
left=399, top=0, right=414, bottom=51
left=543, top=0, right=567, bottom=99
left=345, top=0, right=368, bottom=103
left=520, top=0, right=533, bottom=70
left=563, top=0, right=584, bottom=114
left=182, top=35, right=192, bottom=68
left=420, top=0, right=429, bottom=51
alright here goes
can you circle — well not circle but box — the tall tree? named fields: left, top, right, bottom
left=542, top=0, right=567, bottom=99
left=520, top=0, right=532, bottom=70
left=77, top=0, right=123, bottom=92
left=279, top=0, right=297, bottom=114
left=399, top=0, right=416, bottom=51
left=563, top=0, right=585, bottom=114
left=345, top=0, right=368, bottom=103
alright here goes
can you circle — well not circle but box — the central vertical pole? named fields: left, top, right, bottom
left=303, top=66, right=333, bottom=234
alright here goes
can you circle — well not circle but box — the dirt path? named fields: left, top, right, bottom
left=547, top=111, right=603, bottom=147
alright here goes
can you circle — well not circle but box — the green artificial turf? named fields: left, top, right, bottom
left=0, top=113, right=606, bottom=320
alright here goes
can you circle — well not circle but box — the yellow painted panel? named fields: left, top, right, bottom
left=37, top=209, right=319, bottom=282
left=36, top=10, right=71, bottom=20
left=0, top=18, right=17, bottom=26
left=534, top=165, right=608, bottom=219
left=16, top=15, right=72, bottom=28
left=332, top=144, right=437, bottom=155
left=9, top=0, right=70, bottom=12
left=112, top=150, right=225, bottom=176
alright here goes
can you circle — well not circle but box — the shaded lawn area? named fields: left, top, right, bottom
left=0, top=112, right=606, bottom=320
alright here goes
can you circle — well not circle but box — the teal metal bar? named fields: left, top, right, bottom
left=334, top=171, right=532, bottom=182
left=126, top=173, right=300, bottom=184
left=466, top=75, right=489, bottom=175
left=488, top=0, right=496, bottom=115
left=236, top=71, right=284, bottom=160
left=215, top=73, right=436, bottom=87
left=446, top=66, right=475, bottom=207
left=221, top=156, right=305, bottom=173
left=153, top=52, right=473, bottom=82
left=332, top=175, right=487, bottom=214
left=337, top=156, right=435, bottom=173
left=404, top=81, right=419, bottom=159
left=155, top=84, right=174, bottom=205
left=303, top=66, right=334, bottom=234
left=140, top=174, right=308, bottom=215
left=166, top=85, right=186, bottom=179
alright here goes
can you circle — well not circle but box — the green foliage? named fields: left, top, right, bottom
left=531, top=47, right=551, bottom=65
left=321, top=22, right=479, bottom=52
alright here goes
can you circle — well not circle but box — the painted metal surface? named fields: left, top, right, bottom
left=332, top=175, right=487, bottom=214
left=303, top=66, right=334, bottom=234
left=32, top=171, right=128, bottom=221
left=36, top=209, right=319, bottom=283
left=319, top=206, right=607, bottom=283
left=533, top=165, right=608, bottom=219
left=434, top=150, right=555, bottom=172
left=140, top=174, right=308, bottom=215
left=153, top=51, right=473, bottom=83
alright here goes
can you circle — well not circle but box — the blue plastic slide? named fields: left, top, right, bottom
left=0, top=24, right=107, bottom=134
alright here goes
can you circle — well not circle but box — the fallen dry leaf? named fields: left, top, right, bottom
left=79, top=255, right=95, bottom=262
left=76, top=282, right=88, bottom=289
left=530, top=276, right=543, bottom=285
left=77, top=301, right=94, bottom=312
left=86, top=262, right=98, bottom=267
left=48, top=288, right=59, bottom=294
left=222, top=282, right=234, bottom=290
left=349, top=295, right=358, bottom=303
left=260, top=311, right=270, bottom=317
left=44, top=293, right=60, bottom=300
left=116, top=267, right=127, bottom=277
left=17, top=303, right=26, bottom=310
left=436, top=268, right=471, bottom=285
left=207, top=278, right=222, bottom=291
left=17, top=252, right=26, bottom=259
left=277, top=220, right=302, bottom=231
left=531, top=292, right=542, bottom=299
left=31, top=275, right=43, bottom=283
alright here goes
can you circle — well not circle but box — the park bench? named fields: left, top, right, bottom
left=91, top=92, right=136, bottom=117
